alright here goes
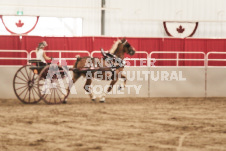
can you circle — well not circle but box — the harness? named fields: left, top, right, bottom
left=101, top=48, right=126, bottom=79
left=101, top=48, right=126, bottom=69
left=73, top=48, right=126, bottom=80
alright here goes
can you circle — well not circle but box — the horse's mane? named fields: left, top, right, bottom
left=109, top=39, right=122, bottom=54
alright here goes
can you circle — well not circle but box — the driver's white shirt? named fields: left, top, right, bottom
left=36, top=49, right=46, bottom=63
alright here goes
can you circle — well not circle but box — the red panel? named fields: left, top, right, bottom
left=1, top=36, right=226, bottom=66
left=64, top=37, right=93, bottom=51
left=138, top=38, right=161, bottom=53
left=92, top=37, right=118, bottom=51
left=0, top=36, right=23, bottom=65
left=206, top=39, right=226, bottom=52
left=162, top=38, right=184, bottom=51
left=0, top=36, right=20, bottom=49
left=20, top=36, right=45, bottom=52
left=184, top=38, right=207, bottom=52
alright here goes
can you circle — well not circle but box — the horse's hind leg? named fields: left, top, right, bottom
left=72, top=73, right=80, bottom=83
left=84, top=79, right=96, bottom=101
left=61, top=73, right=80, bottom=104
left=65, top=73, right=81, bottom=97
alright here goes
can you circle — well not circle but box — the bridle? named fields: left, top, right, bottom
left=121, top=40, right=135, bottom=55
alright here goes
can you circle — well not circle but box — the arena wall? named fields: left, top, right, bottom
left=1, top=66, right=225, bottom=100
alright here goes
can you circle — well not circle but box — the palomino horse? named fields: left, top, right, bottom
left=72, top=38, right=136, bottom=102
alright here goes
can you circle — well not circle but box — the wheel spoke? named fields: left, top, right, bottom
left=33, top=87, right=40, bottom=97
left=48, top=89, right=53, bottom=103
left=19, top=70, right=29, bottom=81
left=15, top=82, right=27, bottom=85
left=56, top=81, right=68, bottom=95
left=16, top=85, right=28, bottom=91
left=55, top=88, right=62, bottom=102
left=44, top=93, right=49, bottom=99
left=39, top=81, right=49, bottom=95
left=30, top=68, right=33, bottom=81
left=16, top=75, right=28, bottom=83
left=28, top=89, right=31, bottom=103
left=31, top=88, right=37, bottom=102
left=57, top=81, right=67, bottom=89
left=53, top=89, right=57, bottom=103
left=24, top=66, right=30, bottom=81
left=18, top=87, right=28, bottom=97
left=33, top=85, right=39, bottom=89
left=56, top=86, right=67, bottom=96
left=23, top=88, right=29, bottom=100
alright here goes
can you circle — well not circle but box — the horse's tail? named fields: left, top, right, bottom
left=74, top=55, right=81, bottom=68
left=75, top=55, right=80, bottom=58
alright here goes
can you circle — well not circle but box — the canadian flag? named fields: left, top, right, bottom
left=163, top=21, right=198, bottom=38
left=0, top=15, right=39, bottom=34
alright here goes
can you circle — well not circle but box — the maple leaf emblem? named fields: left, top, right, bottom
left=15, top=20, right=24, bottom=28
left=177, top=25, right=185, bottom=33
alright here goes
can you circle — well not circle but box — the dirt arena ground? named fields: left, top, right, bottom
left=0, top=98, right=226, bottom=151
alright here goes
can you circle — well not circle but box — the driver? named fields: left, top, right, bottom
left=36, top=41, right=52, bottom=66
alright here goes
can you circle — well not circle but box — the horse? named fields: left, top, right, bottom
left=72, top=38, right=136, bottom=102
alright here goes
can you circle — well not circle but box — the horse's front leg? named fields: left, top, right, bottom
left=84, top=78, right=96, bottom=101
left=118, top=74, right=126, bottom=90
left=100, top=79, right=118, bottom=103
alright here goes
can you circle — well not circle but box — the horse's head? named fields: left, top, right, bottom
left=121, top=39, right=136, bottom=56
left=109, top=38, right=135, bottom=59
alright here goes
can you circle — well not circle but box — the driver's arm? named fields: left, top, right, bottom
left=43, top=52, right=51, bottom=60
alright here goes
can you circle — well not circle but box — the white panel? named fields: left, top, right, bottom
left=1, top=0, right=226, bottom=38
left=1, top=66, right=226, bottom=100
left=70, top=67, right=150, bottom=99
left=0, top=67, right=19, bottom=99
left=149, top=67, right=205, bottom=97
left=0, top=66, right=149, bottom=100
left=68, top=75, right=90, bottom=99
left=207, top=67, right=226, bottom=97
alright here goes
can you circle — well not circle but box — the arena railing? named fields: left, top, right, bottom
left=3, top=50, right=226, bottom=67
left=149, top=51, right=206, bottom=66
left=206, top=52, right=226, bottom=66
left=0, top=50, right=29, bottom=66
left=91, top=50, right=149, bottom=66
left=29, top=50, right=91, bottom=65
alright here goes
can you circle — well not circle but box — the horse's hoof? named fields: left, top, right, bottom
left=92, top=99, right=96, bottom=102
left=99, top=100, right=105, bottom=103
left=118, top=85, right=124, bottom=90
left=62, top=100, right=67, bottom=104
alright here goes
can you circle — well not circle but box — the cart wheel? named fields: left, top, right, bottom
left=13, top=65, right=41, bottom=104
left=37, top=65, right=70, bottom=104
